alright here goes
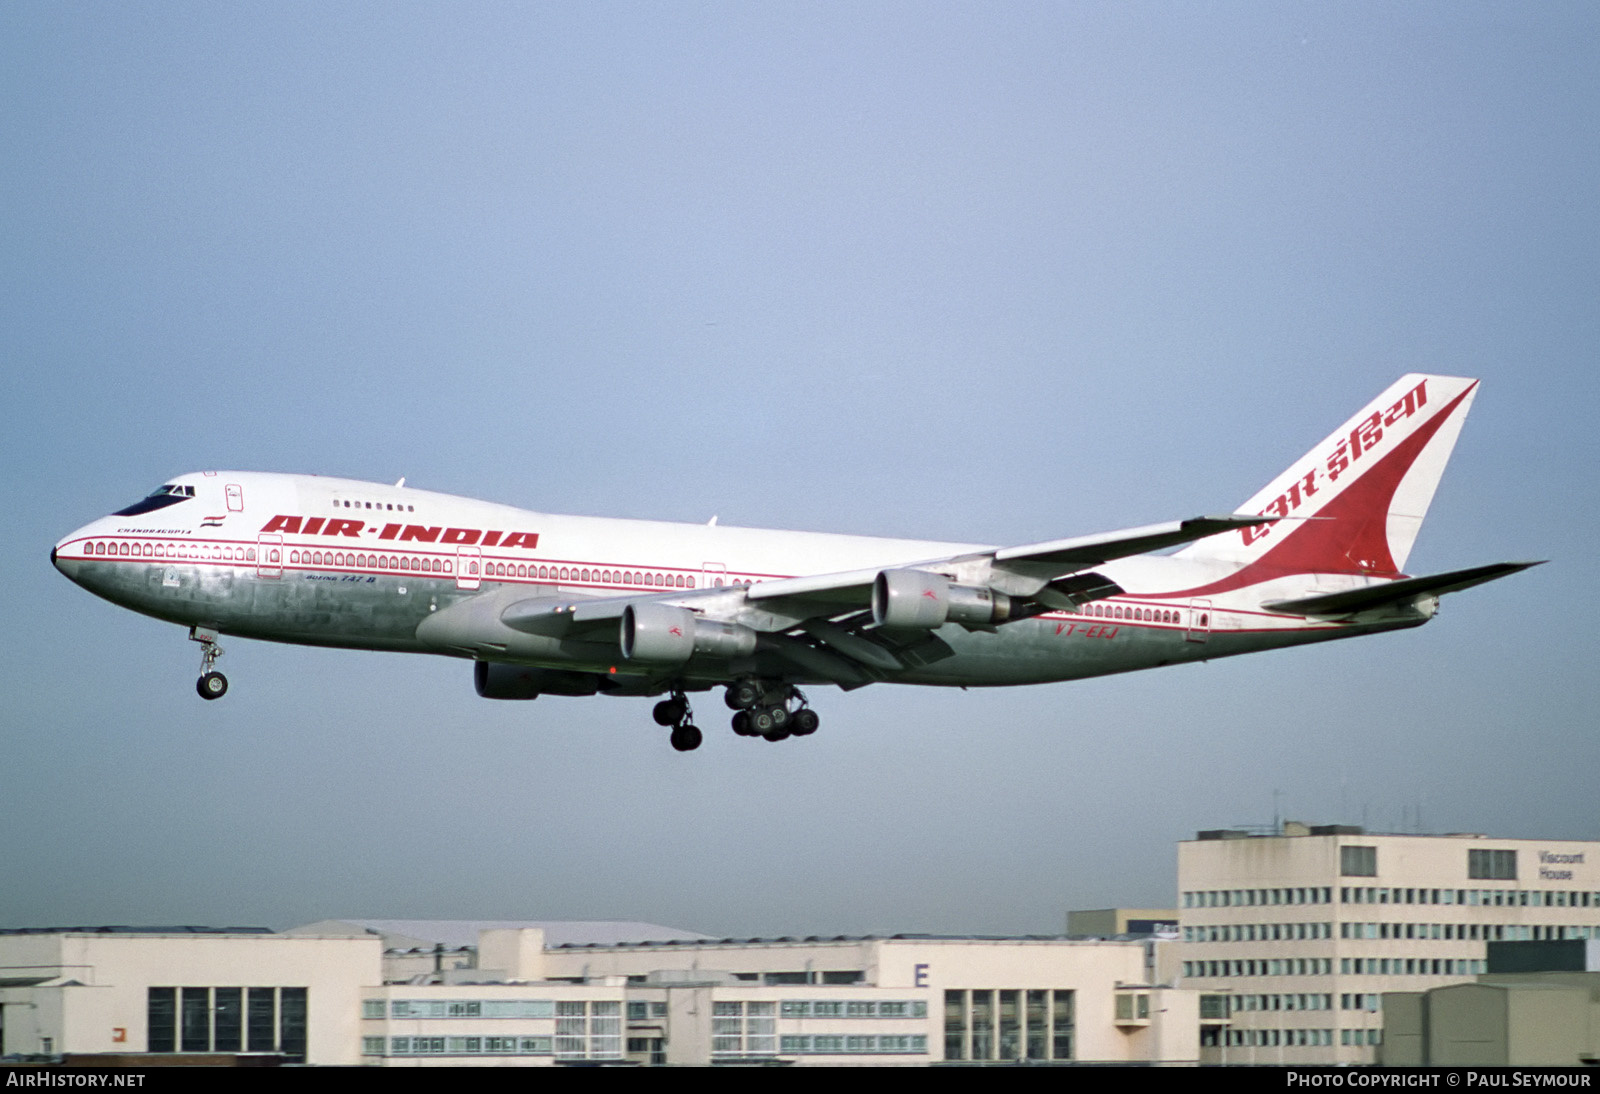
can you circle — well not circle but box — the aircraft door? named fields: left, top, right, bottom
left=702, top=562, right=728, bottom=587
left=1185, top=598, right=1212, bottom=643
left=225, top=484, right=244, bottom=512
left=456, top=546, right=481, bottom=590
left=256, top=534, right=282, bottom=579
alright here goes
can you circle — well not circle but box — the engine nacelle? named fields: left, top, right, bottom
left=474, top=661, right=600, bottom=699
left=872, top=570, right=1014, bottom=628
left=620, top=603, right=758, bottom=663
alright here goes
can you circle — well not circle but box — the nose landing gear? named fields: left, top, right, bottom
left=190, top=626, right=227, bottom=701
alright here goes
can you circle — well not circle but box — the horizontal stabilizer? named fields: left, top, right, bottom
left=1262, top=561, right=1544, bottom=617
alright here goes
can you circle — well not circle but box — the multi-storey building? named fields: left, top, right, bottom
left=0, top=924, right=1200, bottom=1065
left=1177, top=823, right=1600, bottom=1064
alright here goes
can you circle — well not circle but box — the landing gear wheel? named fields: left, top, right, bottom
left=762, top=721, right=791, bottom=742
left=725, top=680, right=761, bottom=710
left=670, top=723, right=703, bottom=752
left=189, top=626, right=227, bottom=700
left=653, top=697, right=688, bottom=726
left=791, top=708, right=819, bottom=736
left=731, top=711, right=756, bottom=737
left=750, top=707, right=776, bottom=736
left=767, top=704, right=790, bottom=730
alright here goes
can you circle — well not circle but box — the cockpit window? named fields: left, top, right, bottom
left=113, top=483, right=196, bottom=516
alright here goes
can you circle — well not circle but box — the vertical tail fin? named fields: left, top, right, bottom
left=1177, top=374, right=1479, bottom=576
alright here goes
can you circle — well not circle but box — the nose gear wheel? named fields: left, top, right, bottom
left=189, top=627, right=228, bottom=701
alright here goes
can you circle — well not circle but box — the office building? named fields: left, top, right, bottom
left=1178, top=823, right=1600, bottom=1064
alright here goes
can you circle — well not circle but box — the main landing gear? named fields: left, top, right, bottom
left=651, top=681, right=822, bottom=750
left=725, top=680, right=819, bottom=743
left=190, top=626, right=228, bottom=701
left=653, top=690, right=702, bottom=752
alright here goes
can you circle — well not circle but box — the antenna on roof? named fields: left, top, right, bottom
left=395, top=478, right=406, bottom=488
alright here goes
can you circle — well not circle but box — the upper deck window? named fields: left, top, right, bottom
left=113, top=484, right=195, bottom=516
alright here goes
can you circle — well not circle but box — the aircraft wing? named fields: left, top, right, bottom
left=744, top=513, right=1276, bottom=608
left=477, top=513, right=1273, bottom=686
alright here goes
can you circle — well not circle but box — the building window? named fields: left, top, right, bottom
left=709, top=1001, right=776, bottom=1058
left=1114, top=993, right=1151, bottom=1022
left=1468, top=849, right=1517, bottom=880
left=1341, top=845, right=1378, bottom=877
left=943, top=988, right=1071, bottom=1062
left=148, top=987, right=306, bottom=1061
left=943, top=991, right=966, bottom=1061
left=148, top=988, right=176, bottom=1052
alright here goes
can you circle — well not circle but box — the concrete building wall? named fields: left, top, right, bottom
left=1390, top=979, right=1600, bottom=1067
left=1505, top=986, right=1590, bottom=1066
left=541, top=936, right=1193, bottom=1064
left=0, top=933, right=382, bottom=1065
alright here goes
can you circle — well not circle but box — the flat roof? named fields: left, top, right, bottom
left=549, top=933, right=1105, bottom=950
left=0, top=926, right=274, bottom=936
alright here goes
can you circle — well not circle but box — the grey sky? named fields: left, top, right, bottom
left=3, top=3, right=1596, bottom=936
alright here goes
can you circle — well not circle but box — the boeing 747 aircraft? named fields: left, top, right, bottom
left=54, top=374, right=1536, bottom=751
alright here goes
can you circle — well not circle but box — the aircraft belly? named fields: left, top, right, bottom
left=72, top=560, right=433, bottom=651
left=889, top=612, right=1424, bottom=687
left=239, top=572, right=439, bottom=649
left=893, top=617, right=1200, bottom=686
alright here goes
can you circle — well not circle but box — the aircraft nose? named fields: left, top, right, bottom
left=53, top=524, right=97, bottom=581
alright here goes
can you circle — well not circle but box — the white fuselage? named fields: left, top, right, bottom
left=53, top=471, right=1426, bottom=694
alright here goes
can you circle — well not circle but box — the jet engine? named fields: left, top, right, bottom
left=620, top=603, right=758, bottom=663
left=474, top=661, right=601, bottom=699
left=871, top=569, right=1014, bottom=628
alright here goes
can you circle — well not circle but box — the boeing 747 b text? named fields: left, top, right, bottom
left=54, top=375, right=1538, bottom=751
